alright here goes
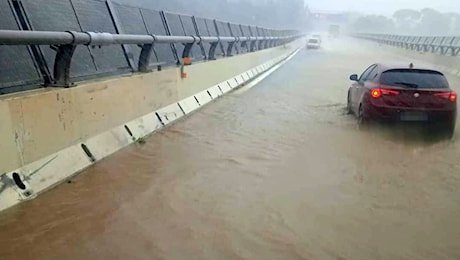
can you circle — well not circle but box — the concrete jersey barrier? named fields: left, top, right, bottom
left=0, top=38, right=304, bottom=212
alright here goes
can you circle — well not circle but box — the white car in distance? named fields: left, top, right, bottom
left=306, top=37, right=321, bottom=49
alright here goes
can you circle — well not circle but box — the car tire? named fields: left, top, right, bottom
left=358, top=105, right=369, bottom=130
left=444, top=121, right=456, bottom=139
left=347, top=93, right=353, bottom=115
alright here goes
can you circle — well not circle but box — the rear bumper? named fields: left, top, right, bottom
left=365, top=103, right=457, bottom=123
left=306, top=44, right=320, bottom=49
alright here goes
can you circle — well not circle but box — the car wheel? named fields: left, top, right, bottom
left=358, top=105, right=369, bottom=130
left=444, top=121, right=456, bottom=139
left=347, top=93, right=353, bottom=115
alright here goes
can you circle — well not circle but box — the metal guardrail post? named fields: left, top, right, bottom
left=250, top=38, right=257, bottom=52
left=448, top=37, right=456, bottom=56
left=52, top=44, right=77, bottom=87
left=138, top=43, right=155, bottom=72
left=226, top=38, right=236, bottom=56
left=258, top=38, right=264, bottom=50
left=208, top=40, right=219, bottom=60
left=182, top=36, right=197, bottom=65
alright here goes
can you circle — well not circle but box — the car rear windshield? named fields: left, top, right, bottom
left=381, top=69, right=449, bottom=89
left=308, top=39, right=319, bottom=43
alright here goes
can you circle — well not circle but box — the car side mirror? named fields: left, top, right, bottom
left=349, top=74, right=358, bottom=81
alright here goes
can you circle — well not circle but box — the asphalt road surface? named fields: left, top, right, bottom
left=1, top=38, right=460, bottom=260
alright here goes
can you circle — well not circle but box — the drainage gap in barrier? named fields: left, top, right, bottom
left=227, top=81, right=232, bottom=88
left=246, top=72, right=251, bottom=79
left=207, top=90, right=213, bottom=99
left=217, top=85, right=224, bottom=94
left=124, top=125, right=135, bottom=140
left=81, top=144, right=96, bottom=163
left=177, top=102, right=186, bottom=115
left=194, top=96, right=201, bottom=106
left=155, top=112, right=165, bottom=126
left=234, top=78, right=239, bottom=85
left=12, top=173, right=26, bottom=190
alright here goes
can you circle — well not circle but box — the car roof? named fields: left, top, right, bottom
left=377, top=63, right=441, bottom=73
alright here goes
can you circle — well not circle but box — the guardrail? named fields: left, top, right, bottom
left=354, top=33, right=460, bottom=57
left=0, top=0, right=301, bottom=94
left=0, top=30, right=301, bottom=87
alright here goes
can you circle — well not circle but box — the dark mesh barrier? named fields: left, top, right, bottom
left=443, top=37, right=455, bottom=47
left=113, top=3, right=161, bottom=67
left=241, top=25, right=252, bottom=37
left=215, top=20, right=233, bottom=54
left=141, top=9, right=177, bottom=65
left=267, top=29, right=274, bottom=37
left=254, top=26, right=264, bottom=49
left=179, top=15, right=204, bottom=60
left=0, top=0, right=41, bottom=92
left=21, top=0, right=97, bottom=77
left=249, top=25, right=259, bottom=50
left=229, top=23, right=242, bottom=37
left=262, top=28, right=270, bottom=48
left=205, top=19, right=224, bottom=57
left=71, top=0, right=129, bottom=73
left=229, top=23, right=246, bottom=53
left=112, top=3, right=146, bottom=67
left=194, top=17, right=211, bottom=58
left=249, top=26, right=256, bottom=36
left=217, top=21, right=231, bottom=36
left=255, top=27, right=263, bottom=37
left=240, top=24, right=252, bottom=52
left=269, top=29, right=274, bottom=37
left=1, top=1, right=296, bottom=93
left=163, top=12, right=186, bottom=59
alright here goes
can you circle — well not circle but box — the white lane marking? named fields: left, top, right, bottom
left=232, top=48, right=302, bottom=95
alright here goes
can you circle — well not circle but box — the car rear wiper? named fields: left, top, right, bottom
left=392, top=82, right=419, bottom=88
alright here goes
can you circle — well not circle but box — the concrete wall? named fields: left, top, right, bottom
left=0, top=39, right=303, bottom=211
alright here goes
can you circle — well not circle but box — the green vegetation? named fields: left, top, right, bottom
left=349, top=8, right=460, bottom=35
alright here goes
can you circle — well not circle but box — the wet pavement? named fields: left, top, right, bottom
left=2, top=38, right=460, bottom=259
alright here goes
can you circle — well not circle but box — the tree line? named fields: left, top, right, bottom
left=348, top=8, right=460, bottom=35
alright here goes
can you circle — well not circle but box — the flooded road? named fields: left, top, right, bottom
left=2, top=39, right=460, bottom=259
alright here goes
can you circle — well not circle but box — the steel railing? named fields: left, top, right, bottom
left=0, top=29, right=302, bottom=87
left=354, top=33, right=460, bottom=57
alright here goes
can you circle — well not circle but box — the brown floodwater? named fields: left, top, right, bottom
left=1, top=39, right=460, bottom=260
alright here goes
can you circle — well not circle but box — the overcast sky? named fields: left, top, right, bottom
left=306, top=0, right=460, bottom=15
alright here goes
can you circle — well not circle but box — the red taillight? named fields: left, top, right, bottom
left=371, top=88, right=400, bottom=98
left=435, top=92, right=457, bottom=102
left=381, top=89, right=400, bottom=96
left=451, top=92, right=457, bottom=102
left=371, top=89, right=381, bottom=98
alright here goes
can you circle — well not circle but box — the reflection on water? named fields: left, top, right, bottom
left=1, top=39, right=460, bottom=259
